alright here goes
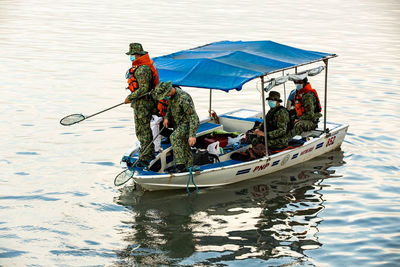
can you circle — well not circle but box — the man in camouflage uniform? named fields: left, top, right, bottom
left=124, top=43, right=157, bottom=166
left=153, top=81, right=200, bottom=172
left=253, top=91, right=290, bottom=150
left=290, top=78, right=322, bottom=136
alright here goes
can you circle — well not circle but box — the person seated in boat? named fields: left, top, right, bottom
left=286, top=88, right=297, bottom=132
left=290, top=78, right=322, bottom=136
left=153, top=81, right=200, bottom=173
left=253, top=91, right=290, bottom=150
left=286, top=88, right=296, bottom=110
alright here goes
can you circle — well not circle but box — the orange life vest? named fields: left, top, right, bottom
left=127, top=53, right=159, bottom=92
left=157, top=99, right=168, bottom=117
left=294, top=83, right=322, bottom=117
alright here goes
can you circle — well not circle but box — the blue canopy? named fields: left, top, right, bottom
left=153, top=40, right=334, bottom=91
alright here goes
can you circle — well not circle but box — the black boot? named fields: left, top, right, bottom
left=166, top=164, right=187, bottom=174
left=176, top=164, right=186, bottom=173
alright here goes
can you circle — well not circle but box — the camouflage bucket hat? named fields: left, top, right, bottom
left=153, top=81, right=173, bottom=101
left=265, top=91, right=282, bottom=102
left=125, top=43, right=147, bottom=55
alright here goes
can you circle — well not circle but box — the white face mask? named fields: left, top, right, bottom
left=295, top=84, right=303, bottom=90
left=268, top=100, right=277, bottom=108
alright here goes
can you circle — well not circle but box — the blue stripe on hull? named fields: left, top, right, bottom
left=236, top=168, right=251, bottom=175
left=316, top=142, right=324, bottom=149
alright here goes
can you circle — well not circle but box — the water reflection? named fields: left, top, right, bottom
left=114, top=150, right=345, bottom=266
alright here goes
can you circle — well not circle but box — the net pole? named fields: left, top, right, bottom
left=84, top=102, right=125, bottom=120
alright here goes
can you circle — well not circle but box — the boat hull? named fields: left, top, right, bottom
left=130, top=123, right=348, bottom=191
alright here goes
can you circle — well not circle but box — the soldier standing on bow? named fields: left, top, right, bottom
left=124, top=43, right=159, bottom=167
left=153, top=81, right=200, bottom=173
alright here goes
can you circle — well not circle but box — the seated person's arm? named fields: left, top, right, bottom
left=254, top=128, right=264, bottom=137
left=254, top=122, right=265, bottom=136
left=298, top=93, right=316, bottom=121
left=267, top=110, right=288, bottom=139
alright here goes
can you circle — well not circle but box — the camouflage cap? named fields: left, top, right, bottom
left=153, top=81, right=173, bottom=101
left=265, top=91, right=282, bottom=102
left=125, top=43, right=148, bottom=55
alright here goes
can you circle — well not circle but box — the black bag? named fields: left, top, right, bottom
left=192, top=148, right=220, bottom=166
left=231, top=143, right=266, bottom=162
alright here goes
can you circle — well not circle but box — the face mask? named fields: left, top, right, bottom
left=163, top=96, right=171, bottom=100
left=130, top=55, right=135, bottom=61
left=295, top=84, right=303, bottom=90
left=268, top=100, right=276, bottom=108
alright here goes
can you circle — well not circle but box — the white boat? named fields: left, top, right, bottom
left=117, top=149, right=345, bottom=207
left=118, top=40, right=348, bottom=191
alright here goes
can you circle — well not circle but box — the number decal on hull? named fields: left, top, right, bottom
left=326, top=136, right=336, bottom=147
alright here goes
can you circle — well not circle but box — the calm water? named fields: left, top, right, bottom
left=1, top=0, right=399, bottom=266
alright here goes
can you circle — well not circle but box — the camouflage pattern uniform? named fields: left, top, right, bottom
left=126, top=43, right=156, bottom=162
left=153, top=82, right=200, bottom=167
left=255, top=106, right=290, bottom=149
left=291, top=92, right=322, bottom=136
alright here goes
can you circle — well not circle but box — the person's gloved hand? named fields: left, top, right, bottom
left=124, top=96, right=132, bottom=104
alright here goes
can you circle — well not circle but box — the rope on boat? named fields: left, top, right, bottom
left=186, top=166, right=199, bottom=195
left=135, top=160, right=148, bottom=169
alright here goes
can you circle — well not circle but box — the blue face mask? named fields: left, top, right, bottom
left=268, top=100, right=276, bottom=108
left=130, top=55, right=135, bottom=62
left=295, top=84, right=303, bottom=90
left=163, top=96, right=171, bottom=100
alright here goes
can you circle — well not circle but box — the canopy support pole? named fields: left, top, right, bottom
left=283, top=70, right=286, bottom=104
left=323, top=59, right=328, bottom=133
left=261, top=76, right=268, bottom=153
left=208, top=89, right=212, bottom=118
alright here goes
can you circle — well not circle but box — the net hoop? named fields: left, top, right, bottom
left=60, top=114, right=85, bottom=126
left=114, top=169, right=134, bottom=186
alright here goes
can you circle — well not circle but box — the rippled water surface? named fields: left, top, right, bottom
left=1, top=0, right=399, bottom=266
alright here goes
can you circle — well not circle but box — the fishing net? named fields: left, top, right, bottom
left=60, top=114, right=85, bottom=126
left=114, top=169, right=134, bottom=186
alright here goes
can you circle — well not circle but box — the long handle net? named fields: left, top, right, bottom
left=114, top=169, right=134, bottom=186
left=60, top=114, right=86, bottom=126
